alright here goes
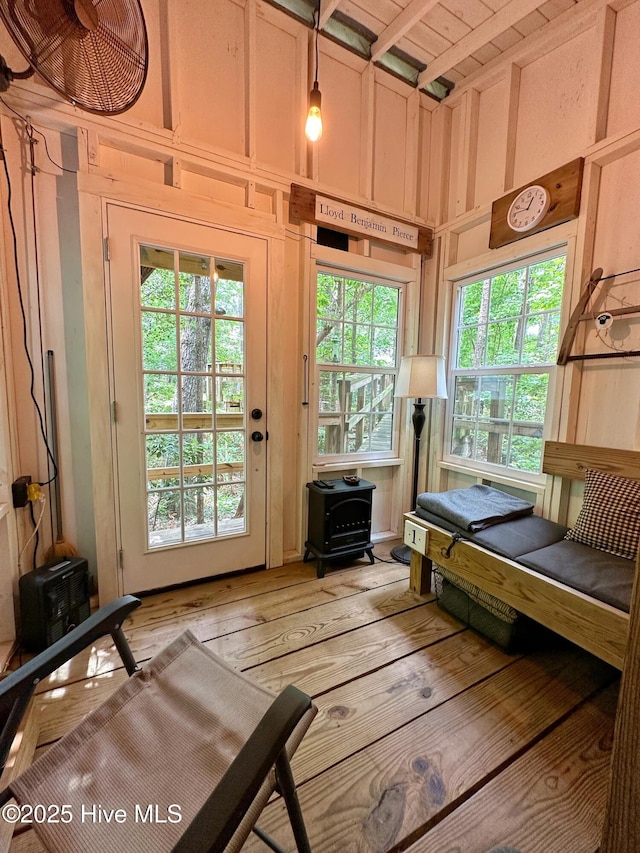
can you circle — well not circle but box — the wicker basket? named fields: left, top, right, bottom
left=433, top=563, right=525, bottom=652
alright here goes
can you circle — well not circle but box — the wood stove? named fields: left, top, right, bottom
left=304, top=478, right=376, bottom=578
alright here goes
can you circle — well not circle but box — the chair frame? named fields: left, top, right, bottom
left=0, top=594, right=141, bottom=783
left=0, top=595, right=315, bottom=853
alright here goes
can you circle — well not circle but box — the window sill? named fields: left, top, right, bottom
left=438, top=460, right=547, bottom=494
left=313, top=457, right=403, bottom=473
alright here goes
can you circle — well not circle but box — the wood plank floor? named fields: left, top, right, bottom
left=9, top=541, right=618, bottom=852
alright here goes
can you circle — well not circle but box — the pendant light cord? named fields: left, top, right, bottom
left=313, top=5, right=320, bottom=85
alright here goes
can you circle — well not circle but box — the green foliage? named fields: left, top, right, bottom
left=316, top=273, right=399, bottom=367
left=142, top=311, right=177, bottom=371
left=141, top=267, right=176, bottom=310
left=456, top=255, right=565, bottom=370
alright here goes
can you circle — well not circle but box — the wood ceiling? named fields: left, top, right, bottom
left=265, top=0, right=580, bottom=99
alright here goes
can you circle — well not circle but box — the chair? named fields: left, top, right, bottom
left=0, top=596, right=317, bottom=853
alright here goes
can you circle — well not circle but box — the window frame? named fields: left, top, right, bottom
left=443, top=248, right=568, bottom=486
left=311, top=262, right=409, bottom=467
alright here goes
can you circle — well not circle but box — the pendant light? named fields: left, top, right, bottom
left=305, top=3, right=323, bottom=142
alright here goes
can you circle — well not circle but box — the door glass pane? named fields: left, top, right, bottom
left=184, top=486, right=216, bottom=541
left=140, top=245, right=247, bottom=549
left=141, top=312, right=177, bottom=371
left=144, top=374, right=178, bottom=416
left=179, top=253, right=211, bottom=311
left=148, top=490, right=182, bottom=547
left=140, top=247, right=176, bottom=308
left=215, top=319, right=244, bottom=372
left=217, top=431, right=245, bottom=482
left=215, top=261, right=244, bottom=317
left=183, top=432, right=214, bottom=485
left=180, top=316, right=213, bottom=372
left=218, top=483, right=245, bottom=533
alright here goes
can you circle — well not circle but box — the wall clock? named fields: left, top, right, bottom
left=506, top=185, right=550, bottom=232
left=489, top=158, right=584, bottom=250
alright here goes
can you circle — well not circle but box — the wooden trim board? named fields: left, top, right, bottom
left=543, top=441, right=640, bottom=481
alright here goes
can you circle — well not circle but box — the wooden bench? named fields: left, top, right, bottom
left=403, top=442, right=640, bottom=670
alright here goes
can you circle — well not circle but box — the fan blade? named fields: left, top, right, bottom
left=0, top=0, right=148, bottom=114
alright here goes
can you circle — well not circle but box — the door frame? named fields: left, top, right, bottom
left=77, top=183, right=285, bottom=603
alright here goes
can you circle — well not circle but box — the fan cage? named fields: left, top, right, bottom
left=0, top=0, right=148, bottom=115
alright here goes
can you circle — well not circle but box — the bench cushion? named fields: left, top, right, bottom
left=414, top=508, right=567, bottom=560
left=518, top=539, right=634, bottom=612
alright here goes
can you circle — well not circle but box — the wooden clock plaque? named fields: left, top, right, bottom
left=489, top=158, right=584, bottom=250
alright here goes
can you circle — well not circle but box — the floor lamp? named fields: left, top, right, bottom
left=391, top=355, right=448, bottom=565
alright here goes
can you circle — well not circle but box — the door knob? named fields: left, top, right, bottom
left=251, top=431, right=264, bottom=442
left=251, top=408, right=263, bottom=420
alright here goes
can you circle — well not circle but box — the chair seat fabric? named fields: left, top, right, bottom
left=11, top=631, right=292, bottom=852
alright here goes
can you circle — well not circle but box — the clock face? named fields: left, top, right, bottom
left=507, top=185, right=551, bottom=232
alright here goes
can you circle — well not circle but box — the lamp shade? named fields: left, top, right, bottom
left=394, top=355, right=447, bottom=399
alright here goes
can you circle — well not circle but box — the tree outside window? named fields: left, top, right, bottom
left=315, top=271, right=402, bottom=459
left=448, top=253, right=566, bottom=476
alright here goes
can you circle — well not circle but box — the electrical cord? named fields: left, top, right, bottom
left=1, top=145, right=58, bottom=486
left=28, top=500, right=38, bottom=571
left=373, top=554, right=402, bottom=564
left=0, top=96, right=77, bottom=174
left=19, top=492, right=47, bottom=574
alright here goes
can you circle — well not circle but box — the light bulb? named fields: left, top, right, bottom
left=305, top=82, right=323, bottom=142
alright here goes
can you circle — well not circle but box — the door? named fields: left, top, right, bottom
left=107, top=205, right=267, bottom=593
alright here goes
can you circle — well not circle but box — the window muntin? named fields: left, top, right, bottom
left=315, top=270, right=401, bottom=459
left=140, top=246, right=247, bottom=548
left=447, top=253, right=566, bottom=477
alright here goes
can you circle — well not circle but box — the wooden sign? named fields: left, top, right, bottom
left=489, top=158, right=584, bottom=250
left=289, top=184, right=433, bottom=257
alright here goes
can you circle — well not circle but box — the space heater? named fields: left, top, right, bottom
left=19, top=557, right=91, bottom=652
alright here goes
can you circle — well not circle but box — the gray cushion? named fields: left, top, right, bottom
left=414, top=508, right=567, bottom=560
left=473, top=515, right=568, bottom=559
left=518, top=539, right=634, bottom=612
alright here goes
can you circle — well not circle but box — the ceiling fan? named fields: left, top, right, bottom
left=0, top=0, right=148, bottom=115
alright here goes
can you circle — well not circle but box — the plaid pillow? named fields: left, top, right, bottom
left=565, top=469, right=640, bottom=560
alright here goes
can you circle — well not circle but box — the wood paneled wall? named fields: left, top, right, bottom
left=0, top=0, right=639, bottom=607
left=429, top=0, right=640, bottom=503
left=0, top=0, right=433, bottom=603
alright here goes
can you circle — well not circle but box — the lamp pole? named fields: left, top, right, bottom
left=390, top=354, right=447, bottom=566
left=410, top=400, right=426, bottom=512
left=390, top=398, right=429, bottom=565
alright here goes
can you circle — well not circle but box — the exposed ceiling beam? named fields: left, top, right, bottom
left=418, top=0, right=547, bottom=88
left=320, top=0, right=341, bottom=29
left=371, top=0, right=440, bottom=63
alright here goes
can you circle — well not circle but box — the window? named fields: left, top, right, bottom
left=139, top=246, right=247, bottom=548
left=447, top=252, right=566, bottom=477
left=315, top=269, right=401, bottom=459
